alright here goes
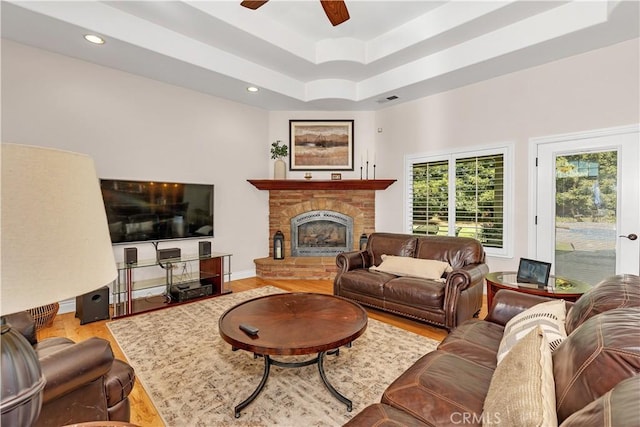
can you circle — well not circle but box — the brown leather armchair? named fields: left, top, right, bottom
left=2, top=311, right=135, bottom=427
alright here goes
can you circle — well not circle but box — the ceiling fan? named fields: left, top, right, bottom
left=241, top=1, right=350, bottom=26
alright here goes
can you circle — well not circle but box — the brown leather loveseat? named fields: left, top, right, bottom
left=334, top=233, right=488, bottom=331
left=345, top=274, right=640, bottom=426
left=2, top=311, right=136, bottom=427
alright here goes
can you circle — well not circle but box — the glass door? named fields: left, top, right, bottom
left=535, top=127, right=639, bottom=285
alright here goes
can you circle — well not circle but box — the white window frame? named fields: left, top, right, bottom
left=404, top=143, right=514, bottom=258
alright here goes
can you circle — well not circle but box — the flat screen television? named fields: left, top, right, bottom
left=100, top=179, right=214, bottom=244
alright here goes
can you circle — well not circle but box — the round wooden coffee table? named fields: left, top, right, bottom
left=218, top=292, right=368, bottom=418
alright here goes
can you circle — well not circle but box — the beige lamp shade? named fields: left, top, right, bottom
left=1, top=143, right=117, bottom=315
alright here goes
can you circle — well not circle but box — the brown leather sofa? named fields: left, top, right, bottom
left=2, top=311, right=135, bottom=427
left=334, top=233, right=488, bottom=331
left=345, top=274, right=640, bottom=426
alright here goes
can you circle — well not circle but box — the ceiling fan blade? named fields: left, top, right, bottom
left=241, top=1, right=269, bottom=10
left=320, top=0, right=350, bottom=26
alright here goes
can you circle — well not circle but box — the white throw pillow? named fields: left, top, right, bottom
left=369, top=254, right=452, bottom=281
left=483, top=326, right=557, bottom=427
left=497, top=299, right=567, bottom=364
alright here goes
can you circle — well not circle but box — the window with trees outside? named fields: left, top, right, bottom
left=406, top=145, right=512, bottom=257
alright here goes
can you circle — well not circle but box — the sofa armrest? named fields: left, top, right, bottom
left=39, top=337, right=115, bottom=403
left=443, top=263, right=488, bottom=329
left=336, top=250, right=370, bottom=273
left=2, top=311, right=37, bottom=345
left=445, top=263, right=488, bottom=293
left=484, top=289, right=558, bottom=326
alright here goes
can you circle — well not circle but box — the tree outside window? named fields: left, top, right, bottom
left=408, top=147, right=510, bottom=256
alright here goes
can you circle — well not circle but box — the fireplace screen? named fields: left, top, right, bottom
left=290, top=210, right=353, bottom=257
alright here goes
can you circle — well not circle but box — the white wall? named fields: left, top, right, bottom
left=1, top=40, right=270, bottom=280
left=373, top=38, right=640, bottom=273
left=3, top=37, right=638, bottom=294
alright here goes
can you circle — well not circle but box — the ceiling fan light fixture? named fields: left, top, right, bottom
left=241, top=0, right=350, bottom=26
left=320, top=0, right=350, bottom=26
left=83, top=34, right=105, bottom=45
left=240, top=0, right=268, bottom=10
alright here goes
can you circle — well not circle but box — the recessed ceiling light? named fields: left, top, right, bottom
left=247, top=86, right=259, bottom=93
left=84, top=34, right=105, bottom=45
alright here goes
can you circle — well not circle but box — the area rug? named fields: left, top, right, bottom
left=107, top=286, right=439, bottom=426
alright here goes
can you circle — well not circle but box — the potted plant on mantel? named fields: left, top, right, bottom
left=270, top=140, right=288, bottom=180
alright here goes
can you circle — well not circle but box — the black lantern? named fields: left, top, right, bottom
left=273, top=230, right=285, bottom=260
left=359, top=233, right=368, bottom=251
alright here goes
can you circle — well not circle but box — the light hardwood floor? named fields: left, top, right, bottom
left=39, top=278, right=488, bottom=427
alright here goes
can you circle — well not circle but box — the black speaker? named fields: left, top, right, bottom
left=75, top=286, right=110, bottom=325
left=199, top=241, right=211, bottom=257
left=158, top=247, right=181, bottom=261
left=124, top=247, right=137, bottom=264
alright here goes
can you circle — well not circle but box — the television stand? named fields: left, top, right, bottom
left=113, top=252, right=232, bottom=318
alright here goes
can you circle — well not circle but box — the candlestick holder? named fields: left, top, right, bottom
left=373, top=164, right=376, bottom=179
left=360, top=166, right=363, bottom=180
left=366, top=161, right=369, bottom=180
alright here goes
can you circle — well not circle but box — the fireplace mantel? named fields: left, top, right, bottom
left=248, top=179, right=396, bottom=191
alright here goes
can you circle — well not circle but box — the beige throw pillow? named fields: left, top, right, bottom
left=483, top=326, right=557, bottom=427
left=497, top=299, right=567, bottom=364
left=369, top=254, right=452, bottom=281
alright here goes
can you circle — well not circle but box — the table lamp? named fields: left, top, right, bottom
left=1, top=144, right=117, bottom=426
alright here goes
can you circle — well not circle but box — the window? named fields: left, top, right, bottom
left=406, top=145, right=512, bottom=257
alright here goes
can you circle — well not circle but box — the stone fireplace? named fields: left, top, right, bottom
left=248, top=179, right=395, bottom=279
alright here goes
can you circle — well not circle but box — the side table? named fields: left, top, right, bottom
left=485, top=271, right=592, bottom=309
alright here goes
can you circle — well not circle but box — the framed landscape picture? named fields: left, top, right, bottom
left=289, top=120, right=354, bottom=171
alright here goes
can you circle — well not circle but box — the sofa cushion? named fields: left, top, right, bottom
left=2, top=312, right=38, bottom=345
left=554, top=308, right=640, bottom=423
left=366, top=233, right=417, bottom=267
left=382, top=351, right=493, bottom=426
left=497, top=299, right=566, bottom=364
left=438, top=319, right=504, bottom=369
left=565, top=274, right=640, bottom=334
left=369, top=254, right=452, bottom=280
left=415, top=235, right=485, bottom=269
left=559, top=374, right=639, bottom=427
left=338, top=269, right=396, bottom=298
left=383, top=276, right=445, bottom=309
left=484, top=326, right=557, bottom=427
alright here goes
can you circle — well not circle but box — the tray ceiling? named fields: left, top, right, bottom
left=2, top=1, right=638, bottom=110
